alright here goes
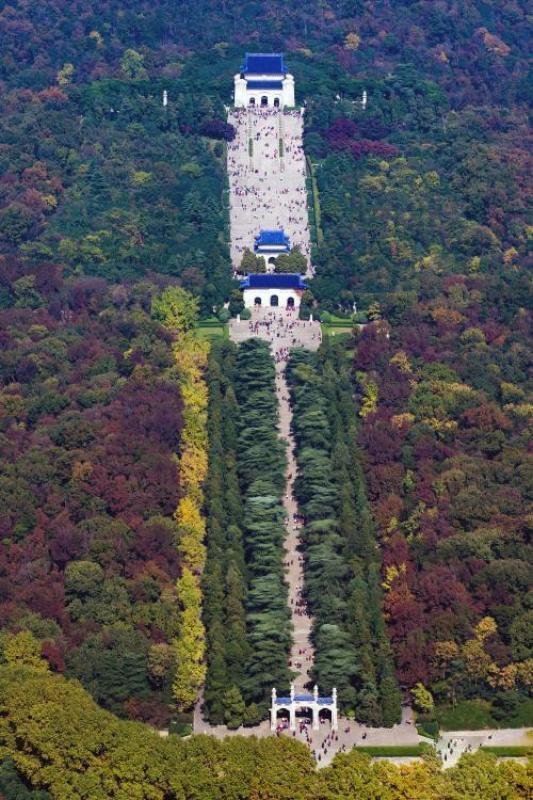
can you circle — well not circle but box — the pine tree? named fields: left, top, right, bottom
left=223, top=685, right=245, bottom=729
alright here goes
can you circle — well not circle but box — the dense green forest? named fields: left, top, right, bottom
left=303, top=73, right=529, bottom=312
left=202, top=340, right=291, bottom=726
left=0, top=665, right=531, bottom=800
left=286, top=341, right=401, bottom=724
left=0, top=81, right=232, bottom=313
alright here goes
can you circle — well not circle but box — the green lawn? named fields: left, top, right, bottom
left=480, top=746, right=532, bottom=757
left=321, top=326, right=352, bottom=338
left=437, top=698, right=533, bottom=730
left=196, top=323, right=229, bottom=340
left=437, top=700, right=495, bottom=730
left=353, top=745, right=428, bottom=757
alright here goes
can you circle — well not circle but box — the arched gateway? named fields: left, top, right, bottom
left=271, top=684, right=338, bottom=732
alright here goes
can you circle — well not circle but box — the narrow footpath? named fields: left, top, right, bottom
left=233, top=307, right=322, bottom=693
left=198, top=309, right=421, bottom=765
left=277, top=351, right=314, bottom=691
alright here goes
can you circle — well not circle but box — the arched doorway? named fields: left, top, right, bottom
left=274, top=97, right=280, bottom=108
left=295, top=706, right=313, bottom=731
left=249, top=97, right=256, bottom=106
left=268, top=256, right=277, bottom=265
left=270, top=295, right=279, bottom=307
left=274, top=708, right=290, bottom=733
left=287, top=297, right=295, bottom=309
left=254, top=297, right=262, bottom=306
left=261, top=96, right=268, bottom=107
left=319, top=707, right=332, bottom=728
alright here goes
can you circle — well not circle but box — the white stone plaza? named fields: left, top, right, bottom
left=227, top=106, right=311, bottom=272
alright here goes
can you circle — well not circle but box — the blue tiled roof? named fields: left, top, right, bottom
left=254, top=230, right=290, bottom=247
left=246, top=80, right=284, bottom=90
left=242, top=53, right=286, bottom=75
left=241, top=274, right=306, bottom=290
left=274, top=694, right=334, bottom=705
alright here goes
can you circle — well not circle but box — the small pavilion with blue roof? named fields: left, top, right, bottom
left=271, top=684, right=338, bottom=731
left=234, top=53, right=295, bottom=108
left=254, top=229, right=290, bottom=264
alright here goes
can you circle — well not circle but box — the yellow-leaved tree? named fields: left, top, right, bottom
left=152, top=286, right=209, bottom=712
left=172, top=568, right=206, bottom=710
left=2, top=631, right=49, bottom=672
left=151, top=286, right=199, bottom=333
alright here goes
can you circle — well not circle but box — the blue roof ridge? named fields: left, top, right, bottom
left=240, top=273, right=307, bottom=290
left=245, top=51, right=285, bottom=57
left=242, top=53, right=287, bottom=75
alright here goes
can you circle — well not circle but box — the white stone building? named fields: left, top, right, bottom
left=234, top=53, right=295, bottom=109
left=240, top=273, right=307, bottom=310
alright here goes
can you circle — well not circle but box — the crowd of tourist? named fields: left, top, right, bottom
left=228, top=107, right=312, bottom=272
left=242, top=309, right=322, bottom=357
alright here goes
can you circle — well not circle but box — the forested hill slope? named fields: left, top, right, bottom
left=0, top=0, right=531, bottom=758
left=1, top=0, right=530, bottom=314
left=1, top=0, right=530, bottom=106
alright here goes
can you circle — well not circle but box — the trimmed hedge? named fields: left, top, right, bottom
left=353, top=745, right=428, bottom=757
left=480, top=746, right=532, bottom=757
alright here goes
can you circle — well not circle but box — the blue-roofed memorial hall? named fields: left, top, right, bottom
left=234, top=52, right=295, bottom=108
left=254, top=229, right=291, bottom=265
left=240, top=273, right=307, bottom=309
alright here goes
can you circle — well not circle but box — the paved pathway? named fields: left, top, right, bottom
left=436, top=727, right=532, bottom=768
left=227, top=107, right=311, bottom=273
left=223, top=310, right=421, bottom=765
left=232, top=307, right=321, bottom=690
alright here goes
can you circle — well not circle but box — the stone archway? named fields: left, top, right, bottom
left=254, top=297, right=262, bottom=306
left=261, top=96, right=268, bottom=107
left=268, top=256, right=277, bottom=265
left=270, top=295, right=279, bottom=307
left=287, top=296, right=295, bottom=309
left=249, top=97, right=256, bottom=106
left=274, top=97, right=280, bottom=108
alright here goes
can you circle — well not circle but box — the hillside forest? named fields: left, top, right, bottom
left=0, top=0, right=531, bottom=795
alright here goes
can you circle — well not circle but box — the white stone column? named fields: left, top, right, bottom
left=283, top=74, right=295, bottom=107
left=289, top=705, right=296, bottom=731
left=312, top=684, right=320, bottom=730
left=234, top=75, right=248, bottom=107
left=331, top=688, right=338, bottom=731
left=271, top=688, right=277, bottom=731
left=312, top=702, right=319, bottom=731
